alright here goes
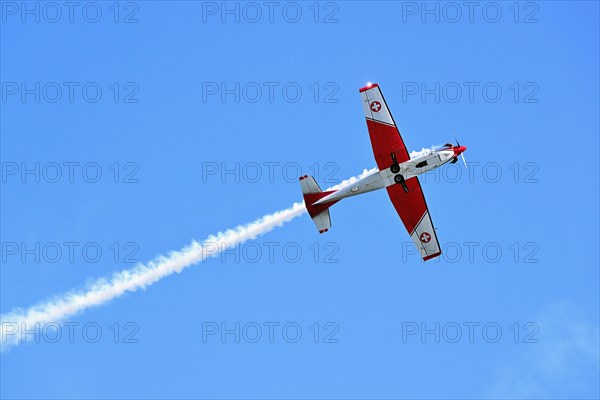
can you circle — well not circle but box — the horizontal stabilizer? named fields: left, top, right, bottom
left=312, top=209, right=332, bottom=234
left=299, top=175, right=339, bottom=233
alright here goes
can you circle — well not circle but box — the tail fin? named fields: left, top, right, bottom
left=299, top=175, right=339, bottom=234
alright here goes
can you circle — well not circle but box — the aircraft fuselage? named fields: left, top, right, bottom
left=314, top=146, right=466, bottom=205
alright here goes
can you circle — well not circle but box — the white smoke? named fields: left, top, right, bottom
left=328, top=167, right=378, bottom=190
left=1, top=169, right=380, bottom=352
left=1, top=202, right=306, bottom=351
left=409, top=145, right=440, bottom=159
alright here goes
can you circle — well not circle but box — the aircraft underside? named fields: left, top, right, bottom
left=300, top=83, right=467, bottom=261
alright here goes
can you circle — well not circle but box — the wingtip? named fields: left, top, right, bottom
left=359, top=83, right=379, bottom=93
left=423, top=251, right=442, bottom=261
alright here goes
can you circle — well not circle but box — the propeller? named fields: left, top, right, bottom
left=454, top=136, right=467, bottom=168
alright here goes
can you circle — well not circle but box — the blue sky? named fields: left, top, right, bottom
left=1, top=1, right=599, bottom=399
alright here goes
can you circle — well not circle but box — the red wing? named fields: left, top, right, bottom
left=386, top=177, right=441, bottom=261
left=359, top=83, right=441, bottom=261
left=359, top=83, right=410, bottom=169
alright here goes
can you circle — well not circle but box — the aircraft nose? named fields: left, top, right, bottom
left=453, top=146, right=467, bottom=155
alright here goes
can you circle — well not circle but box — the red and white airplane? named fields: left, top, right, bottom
left=299, top=83, right=467, bottom=261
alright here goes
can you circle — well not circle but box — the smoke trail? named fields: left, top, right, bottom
left=0, top=202, right=305, bottom=351
left=0, top=169, right=376, bottom=351
left=410, top=145, right=440, bottom=159
left=329, top=167, right=378, bottom=189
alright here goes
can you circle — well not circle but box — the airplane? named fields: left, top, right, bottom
left=299, top=83, right=467, bottom=261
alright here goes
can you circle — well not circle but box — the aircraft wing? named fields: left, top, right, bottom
left=386, top=180, right=441, bottom=261
left=359, top=83, right=441, bottom=261
left=359, top=83, right=411, bottom=169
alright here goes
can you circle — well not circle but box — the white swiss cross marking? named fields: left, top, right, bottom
left=370, top=101, right=382, bottom=112
left=420, top=232, right=431, bottom=243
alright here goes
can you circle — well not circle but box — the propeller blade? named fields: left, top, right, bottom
left=461, top=153, right=467, bottom=168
